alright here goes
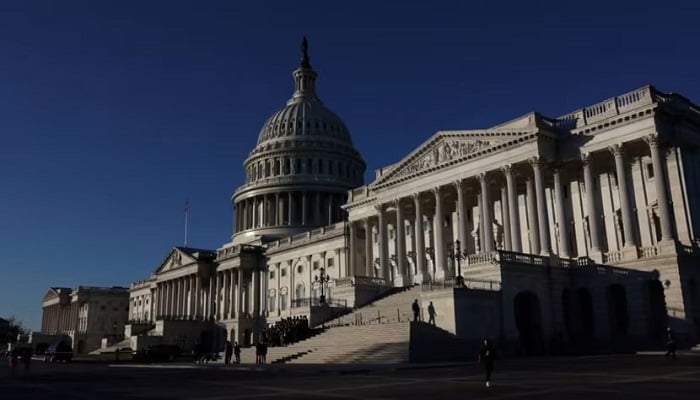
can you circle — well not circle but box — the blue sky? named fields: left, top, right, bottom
left=1, top=0, right=698, bottom=330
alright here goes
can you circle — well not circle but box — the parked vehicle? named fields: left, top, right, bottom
left=144, top=344, right=181, bottom=362
left=43, top=341, right=73, bottom=363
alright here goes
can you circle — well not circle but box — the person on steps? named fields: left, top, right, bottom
left=427, top=301, right=437, bottom=326
left=412, top=299, right=420, bottom=322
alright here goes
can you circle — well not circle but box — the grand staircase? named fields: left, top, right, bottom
left=235, top=285, right=422, bottom=364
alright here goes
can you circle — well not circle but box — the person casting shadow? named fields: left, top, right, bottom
left=478, top=339, right=497, bottom=388
left=412, top=299, right=420, bottom=322
left=427, top=301, right=437, bottom=326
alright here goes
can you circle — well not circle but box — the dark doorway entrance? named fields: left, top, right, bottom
left=607, top=284, right=629, bottom=337
left=514, top=291, right=545, bottom=356
left=647, top=280, right=667, bottom=338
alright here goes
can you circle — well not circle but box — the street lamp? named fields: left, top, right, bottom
left=447, top=240, right=467, bottom=287
left=314, top=267, right=331, bottom=305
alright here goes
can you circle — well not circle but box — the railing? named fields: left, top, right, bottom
left=353, top=276, right=388, bottom=286
left=291, top=297, right=348, bottom=308
left=467, top=251, right=498, bottom=265
left=422, top=278, right=501, bottom=292
left=556, top=86, right=655, bottom=129
left=267, top=222, right=346, bottom=250
left=678, top=245, right=700, bottom=256
left=216, top=244, right=262, bottom=259
left=638, top=245, right=659, bottom=259
left=499, top=251, right=547, bottom=265
left=234, top=175, right=348, bottom=195
left=603, top=251, right=623, bottom=264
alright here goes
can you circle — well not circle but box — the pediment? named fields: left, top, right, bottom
left=371, top=129, right=536, bottom=187
left=42, top=289, right=60, bottom=302
left=155, top=248, right=197, bottom=274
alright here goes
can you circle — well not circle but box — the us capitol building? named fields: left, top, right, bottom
left=124, top=40, right=700, bottom=359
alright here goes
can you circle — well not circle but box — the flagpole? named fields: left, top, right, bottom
left=184, top=200, right=189, bottom=247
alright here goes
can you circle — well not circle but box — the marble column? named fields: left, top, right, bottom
left=194, top=276, right=201, bottom=319
left=394, top=199, right=406, bottom=284
left=526, top=177, right=540, bottom=255
left=582, top=153, right=603, bottom=259
left=349, top=222, right=356, bottom=276
left=413, top=193, right=425, bottom=283
left=363, top=217, right=373, bottom=277
left=610, top=144, right=637, bottom=249
left=288, top=192, right=294, bottom=226
left=531, top=157, right=551, bottom=256
left=501, top=185, right=511, bottom=251
left=553, top=166, right=571, bottom=258
left=503, top=164, right=522, bottom=252
left=327, top=193, right=334, bottom=224
left=315, top=192, right=322, bottom=225
left=645, top=134, right=674, bottom=241
left=454, top=180, right=468, bottom=250
left=478, top=174, right=493, bottom=253
left=377, top=205, right=389, bottom=282
left=432, top=188, right=446, bottom=280
left=275, top=193, right=280, bottom=226
left=252, top=197, right=258, bottom=229
left=302, top=191, right=307, bottom=225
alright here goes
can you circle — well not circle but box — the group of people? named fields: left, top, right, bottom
left=412, top=299, right=437, bottom=325
left=5, top=347, right=32, bottom=377
left=223, top=341, right=242, bottom=364
left=261, top=316, right=310, bottom=347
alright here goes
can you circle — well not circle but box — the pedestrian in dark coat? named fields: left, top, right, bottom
left=412, top=299, right=420, bottom=322
left=233, top=342, right=241, bottom=364
left=665, top=327, right=677, bottom=360
left=224, top=341, right=233, bottom=365
left=478, top=339, right=496, bottom=388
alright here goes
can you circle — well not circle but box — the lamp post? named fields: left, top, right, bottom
left=314, top=267, right=331, bottom=305
left=447, top=240, right=467, bottom=287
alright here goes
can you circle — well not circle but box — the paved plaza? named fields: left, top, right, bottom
left=1, top=353, right=699, bottom=399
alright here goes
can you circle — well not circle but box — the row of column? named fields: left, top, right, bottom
left=235, top=191, right=344, bottom=232
left=155, top=269, right=259, bottom=321
left=42, top=303, right=77, bottom=334
left=350, top=133, right=676, bottom=279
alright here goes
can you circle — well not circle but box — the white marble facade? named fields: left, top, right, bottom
left=127, top=41, right=700, bottom=348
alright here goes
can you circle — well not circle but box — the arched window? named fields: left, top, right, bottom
left=274, top=159, right=281, bottom=175
left=296, top=283, right=305, bottom=300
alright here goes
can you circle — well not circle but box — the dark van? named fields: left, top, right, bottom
left=145, top=344, right=180, bottom=362
left=43, top=341, right=73, bottom=363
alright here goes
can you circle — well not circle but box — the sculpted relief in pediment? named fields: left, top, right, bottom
left=396, top=139, right=490, bottom=178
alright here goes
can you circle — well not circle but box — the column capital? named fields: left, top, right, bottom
left=580, top=152, right=592, bottom=165
left=374, top=204, right=385, bottom=214
left=528, top=156, right=548, bottom=168
left=500, top=164, right=515, bottom=176
left=476, top=172, right=490, bottom=183
left=643, top=133, right=662, bottom=148
left=430, top=186, right=442, bottom=196
left=608, top=143, right=625, bottom=157
left=452, top=179, right=465, bottom=190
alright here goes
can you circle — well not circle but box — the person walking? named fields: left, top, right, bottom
left=8, top=348, right=18, bottom=377
left=224, top=341, right=233, bottom=365
left=412, top=299, right=420, bottom=322
left=233, top=342, right=241, bottom=364
left=427, top=301, right=437, bottom=326
left=665, top=327, right=677, bottom=360
left=478, top=339, right=496, bottom=388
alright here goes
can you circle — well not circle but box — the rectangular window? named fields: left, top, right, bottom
left=327, top=258, right=334, bottom=268
left=313, top=261, right=319, bottom=270
left=268, top=296, right=276, bottom=312
left=646, top=163, right=655, bottom=179
left=389, top=229, right=395, bottom=240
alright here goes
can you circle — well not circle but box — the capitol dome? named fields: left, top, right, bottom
left=231, top=38, right=366, bottom=245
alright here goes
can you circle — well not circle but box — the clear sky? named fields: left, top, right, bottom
left=1, top=0, right=698, bottom=330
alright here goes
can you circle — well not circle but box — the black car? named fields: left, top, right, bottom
left=144, top=344, right=181, bottom=362
left=43, top=341, right=73, bottom=363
